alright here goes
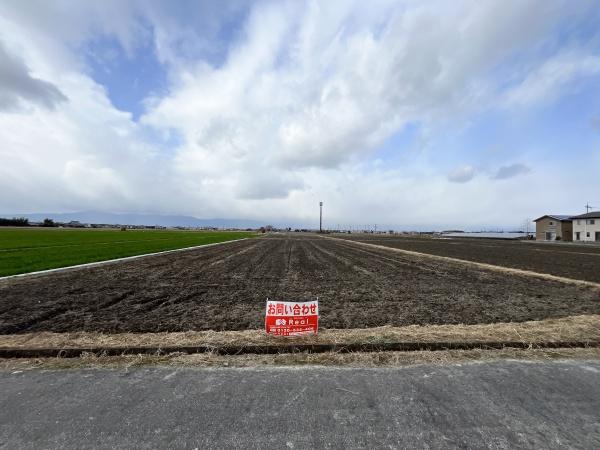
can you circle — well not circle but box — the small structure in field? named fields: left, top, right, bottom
left=533, top=215, right=573, bottom=241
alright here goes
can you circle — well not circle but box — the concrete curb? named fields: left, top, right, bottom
left=0, top=237, right=250, bottom=282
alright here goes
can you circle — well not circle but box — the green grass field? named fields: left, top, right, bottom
left=0, top=228, right=255, bottom=277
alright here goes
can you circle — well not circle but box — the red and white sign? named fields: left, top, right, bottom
left=265, top=299, right=319, bottom=336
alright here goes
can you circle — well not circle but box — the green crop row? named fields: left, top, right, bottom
left=0, top=228, right=255, bottom=276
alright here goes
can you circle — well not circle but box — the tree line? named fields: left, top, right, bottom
left=0, top=217, right=56, bottom=227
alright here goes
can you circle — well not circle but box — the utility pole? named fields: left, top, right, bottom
left=585, top=203, right=595, bottom=242
left=523, top=217, right=531, bottom=238
left=319, top=201, right=323, bottom=233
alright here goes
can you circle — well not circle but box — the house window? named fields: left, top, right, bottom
left=549, top=221, right=553, bottom=225
left=587, top=232, right=591, bottom=238
left=576, top=232, right=581, bottom=240
left=590, top=219, right=596, bottom=225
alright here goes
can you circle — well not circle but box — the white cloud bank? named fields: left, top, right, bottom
left=1, top=0, right=599, bottom=229
left=0, top=40, right=67, bottom=111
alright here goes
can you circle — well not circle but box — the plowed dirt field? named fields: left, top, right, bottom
left=337, top=234, right=600, bottom=283
left=1, top=234, right=599, bottom=333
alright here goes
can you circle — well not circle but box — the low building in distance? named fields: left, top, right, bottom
left=571, top=212, right=600, bottom=242
left=533, top=215, right=573, bottom=241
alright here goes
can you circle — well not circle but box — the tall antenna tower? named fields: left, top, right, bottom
left=585, top=202, right=596, bottom=213
left=319, top=201, right=323, bottom=233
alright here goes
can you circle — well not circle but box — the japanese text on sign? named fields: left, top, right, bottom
left=265, top=299, right=318, bottom=336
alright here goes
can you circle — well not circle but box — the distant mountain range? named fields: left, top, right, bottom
left=2, top=211, right=267, bottom=229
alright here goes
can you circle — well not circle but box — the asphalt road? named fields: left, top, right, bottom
left=1, top=360, right=599, bottom=449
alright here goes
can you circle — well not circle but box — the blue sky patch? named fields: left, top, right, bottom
left=85, top=35, right=167, bottom=120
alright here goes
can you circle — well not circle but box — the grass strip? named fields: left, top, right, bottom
left=1, top=341, right=599, bottom=358
left=1, top=315, right=598, bottom=358
left=3, top=348, right=600, bottom=371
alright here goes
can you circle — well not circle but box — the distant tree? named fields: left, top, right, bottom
left=42, top=218, right=55, bottom=227
left=0, top=217, right=29, bottom=227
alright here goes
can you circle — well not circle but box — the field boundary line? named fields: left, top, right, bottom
left=325, top=236, right=600, bottom=289
left=2, top=315, right=597, bottom=356
left=0, top=238, right=250, bottom=281
left=1, top=340, right=599, bottom=358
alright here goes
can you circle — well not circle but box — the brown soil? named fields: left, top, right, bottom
left=1, top=234, right=599, bottom=333
left=336, top=234, right=600, bottom=283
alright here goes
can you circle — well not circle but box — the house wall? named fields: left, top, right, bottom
left=572, top=218, right=600, bottom=242
left=535, top=217, right=571, bottom=241
left=561, top=221, right=573, bottom=241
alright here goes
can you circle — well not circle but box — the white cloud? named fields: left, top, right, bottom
left=0, top=40, right=67, bottom=111
left=0, top=0, right=599, bottom=228
left=448, top=165, right=476, bottom=183
left=492, top=163, right=531, bottom=180
left=143, top=0, right=575, bottom=199
left=503, top=51, right=600, bottom=107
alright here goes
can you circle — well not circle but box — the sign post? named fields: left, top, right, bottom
left=265, top=299, right=319, bottom=336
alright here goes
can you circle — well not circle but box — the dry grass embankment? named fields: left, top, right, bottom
left=2, top=347, right=600, bottom=371
left=1, top=315, right=598, bottom=355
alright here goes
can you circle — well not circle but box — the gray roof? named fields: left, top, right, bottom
left=533, top=214, right=573, bottom=222
left=570, top=211, right=600, bottom=219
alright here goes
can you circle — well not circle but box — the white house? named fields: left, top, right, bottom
left=571, top=212, right=600, bottom=242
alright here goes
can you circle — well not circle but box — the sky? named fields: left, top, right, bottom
left=1, top=0, right=600, bottom=230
